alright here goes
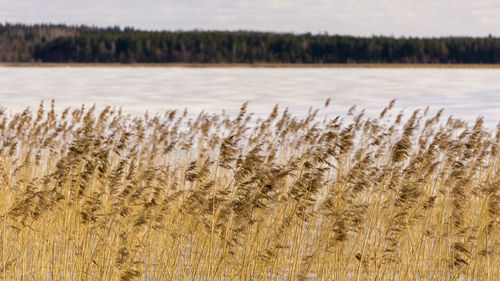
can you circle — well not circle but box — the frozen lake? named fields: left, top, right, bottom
left=0, top=67, right=499, bottom=128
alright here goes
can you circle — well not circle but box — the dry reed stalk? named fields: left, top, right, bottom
left=0, top=101, right=497, bottom=280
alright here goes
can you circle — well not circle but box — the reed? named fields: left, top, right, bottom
left=0, top=100, right=498, bottom=280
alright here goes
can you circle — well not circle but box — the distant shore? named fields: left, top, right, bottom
left=2, top=62, right=500, bottom=68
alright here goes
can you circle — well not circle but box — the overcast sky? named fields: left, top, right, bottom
left=1, top=0, right=499, bottom=37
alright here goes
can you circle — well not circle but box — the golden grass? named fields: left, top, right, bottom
left=0, top=100, right=498, bottom=280
left=3, top=62, right=500, bottom=68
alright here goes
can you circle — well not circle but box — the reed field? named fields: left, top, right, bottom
left=0, top=99, right=498, bottom=280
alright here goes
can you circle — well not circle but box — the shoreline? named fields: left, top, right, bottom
left=2, top=62, right=500, bottom=68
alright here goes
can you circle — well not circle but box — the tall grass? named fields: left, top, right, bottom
left=0, top=100, right=498, bottom=280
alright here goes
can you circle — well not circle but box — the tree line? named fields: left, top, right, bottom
left=2, top=23, right=500, bottom=63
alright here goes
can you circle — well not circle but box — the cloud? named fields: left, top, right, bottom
left=1, top=0, right=500, bottom=36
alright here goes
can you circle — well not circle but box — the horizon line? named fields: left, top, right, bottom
left=1, top=21, right=498, bottom=39
left=3, top=62, right=500, bottom=68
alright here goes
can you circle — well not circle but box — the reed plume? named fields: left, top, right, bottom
left=0, top=100, right=497, bottom=280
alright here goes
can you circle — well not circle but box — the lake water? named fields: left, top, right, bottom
left=0, top=67, right=499, bottom=128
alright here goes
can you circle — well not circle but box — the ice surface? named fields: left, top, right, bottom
left=0, top=67, right=498, bottom=128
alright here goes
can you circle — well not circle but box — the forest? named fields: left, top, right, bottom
left=2, top=23, right=500, bottom=63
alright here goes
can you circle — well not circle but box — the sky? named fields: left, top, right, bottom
left=1, top=0, right=500, bottom=37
